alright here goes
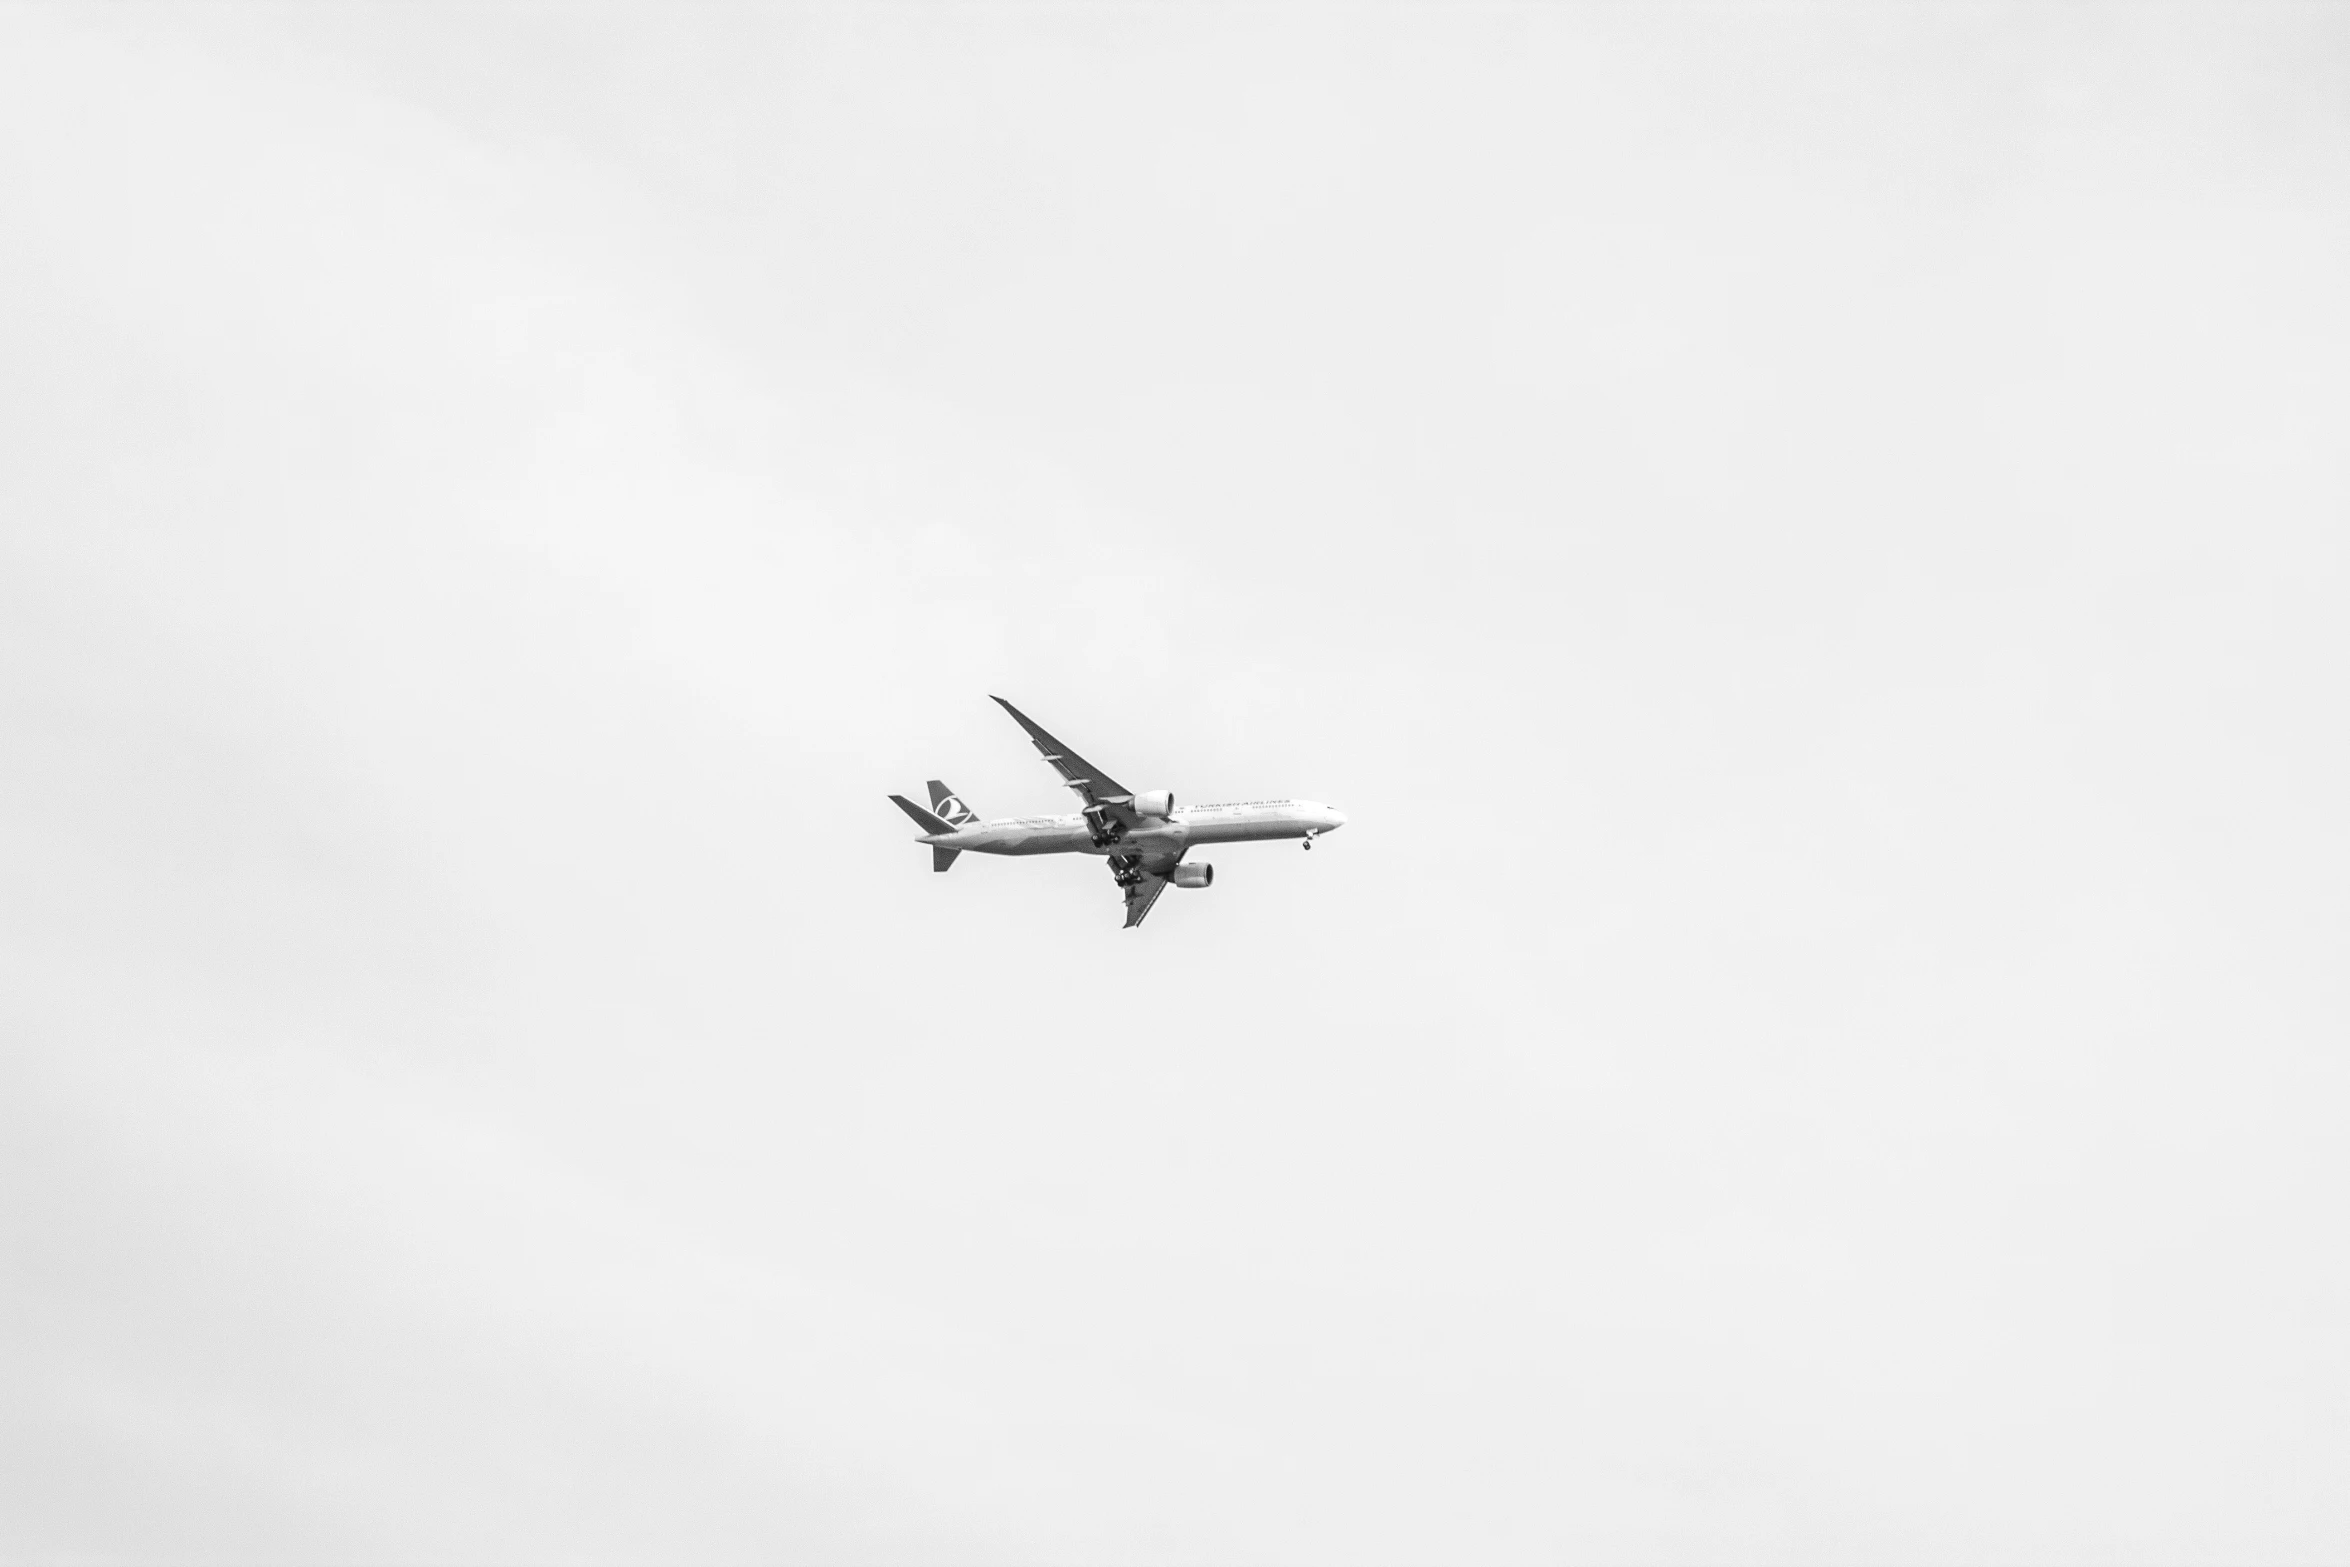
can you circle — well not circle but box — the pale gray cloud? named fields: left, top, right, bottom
left=3, top=4, right=2345, bottom=1563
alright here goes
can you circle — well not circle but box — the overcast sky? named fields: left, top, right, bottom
left=2, top=4, right=2346, bottom=1563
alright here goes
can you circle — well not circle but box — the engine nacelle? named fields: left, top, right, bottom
left=1131, top=789, right=1175, bottom=819
left=1170, top=862, right=1213, bottom=889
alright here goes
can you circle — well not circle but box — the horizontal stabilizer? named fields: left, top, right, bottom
left=933, top=846, right=960, bottom=873
left=889, top=794, right=954, bottom=834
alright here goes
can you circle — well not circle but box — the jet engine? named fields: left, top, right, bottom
left=1131, top=789, right=1175, bottom=818
left=1170, top=862, right=1213, bottom=889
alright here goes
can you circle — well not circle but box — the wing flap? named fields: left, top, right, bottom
left=1122, top=871, right=1170, bottom=929
left=991, top=697, right=1135, bottom=818
left=1114, top=851, right=1183, bottom=929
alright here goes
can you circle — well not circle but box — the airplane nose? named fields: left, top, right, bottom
left=1325, top=807, right=1348, bottom=831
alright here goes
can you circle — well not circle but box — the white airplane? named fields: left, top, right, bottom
left=890, top=696, right=1347, bottom=928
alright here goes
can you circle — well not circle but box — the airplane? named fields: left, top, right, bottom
left=889, top=696, right=1347, bottom=928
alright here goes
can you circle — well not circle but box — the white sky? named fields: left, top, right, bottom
left=2, top=4, right=2345, bottom=1562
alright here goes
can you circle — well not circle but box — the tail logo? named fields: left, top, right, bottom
left=936, top=796, right=973, bottom=824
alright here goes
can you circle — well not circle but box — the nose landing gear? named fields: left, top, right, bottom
left=1303, top=830, right=1318, bottom=851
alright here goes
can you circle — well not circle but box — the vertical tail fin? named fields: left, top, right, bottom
left=926, top=781, right=978, bottom=827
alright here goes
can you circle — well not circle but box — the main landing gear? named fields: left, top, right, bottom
left=1109, top=853, right=1145, bottom=888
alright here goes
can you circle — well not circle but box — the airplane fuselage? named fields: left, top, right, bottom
left=895, top=697, right=1346, bottom=926
left=915, top=799, right=1347, bottom=859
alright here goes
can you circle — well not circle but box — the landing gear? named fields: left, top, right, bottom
left=1303, top=831, right=1317, bottom=851
left=1108, top=853, right=1145, bottom=888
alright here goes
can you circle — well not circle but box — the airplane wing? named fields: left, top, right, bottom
left=1119, top=860, right=1173, bottom=929
left=991, top=697, right=1138, bottom=822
